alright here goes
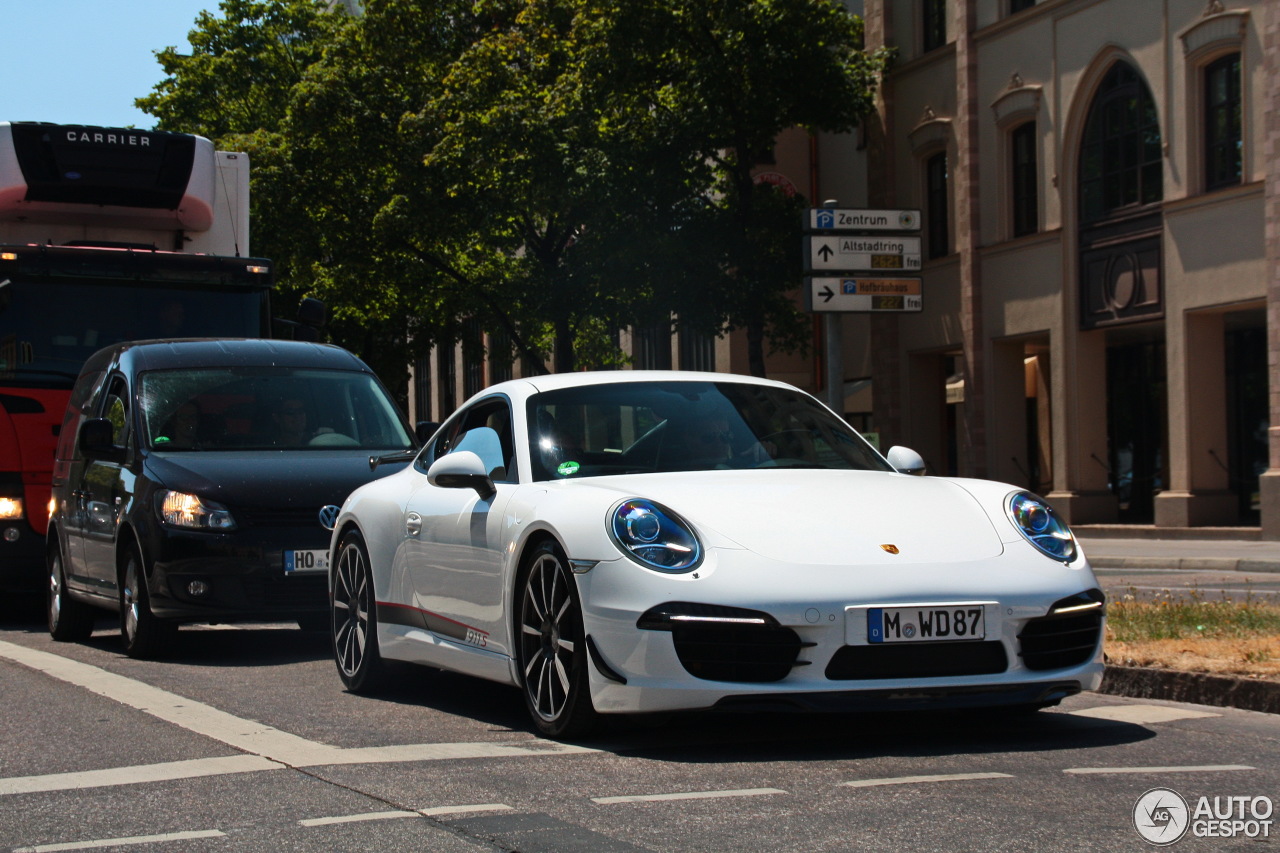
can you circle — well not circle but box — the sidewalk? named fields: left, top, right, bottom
left=1074, top=526, right=1280, bottom=572
left=1073, top=525, right=1280, bottom=714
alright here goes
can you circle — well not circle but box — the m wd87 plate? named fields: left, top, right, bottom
left=866, top=603, right=994, bottom=643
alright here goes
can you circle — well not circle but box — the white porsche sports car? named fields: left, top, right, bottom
left=326, top=371, right=1104, bottom=738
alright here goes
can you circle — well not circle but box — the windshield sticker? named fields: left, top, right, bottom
left=556, top=460, right=580, bottom=477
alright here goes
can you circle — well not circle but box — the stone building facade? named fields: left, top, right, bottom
left=829, top=0, right=1277, bottom=534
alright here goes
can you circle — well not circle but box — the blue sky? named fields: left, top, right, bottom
left=6, top=1, right=218, bottom=129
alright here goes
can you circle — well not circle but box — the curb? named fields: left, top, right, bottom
left=1099, top=665, right=1280, bottom=715
left=1088, top=556, right=1280, bottom=572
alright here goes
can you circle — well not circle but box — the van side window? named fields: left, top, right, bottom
left=101, top=376, right=131, bottom=447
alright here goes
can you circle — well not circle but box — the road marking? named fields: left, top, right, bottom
left=0, top=641, right=344, bottom=766
left=592, top=788, right=786, bottom=805
left=419, top=803, right=515, bottom=817
left=0, top=756, right=278, bottom=796
left=1070, top=705, right=1221, bottom=724
left=1063, top=765, right=1254, bottom=775
left=313, top=742, right=594, bottom=765
left=14, top=829, right=225, bottom=852
left=299, top=811, right=419, bottom=827
left=0, top=641, right=594, bottom=795
left=841, top=772, right=1014, bottom=788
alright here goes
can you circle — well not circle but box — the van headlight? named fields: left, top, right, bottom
left=157, top=491, right=236, bottom=531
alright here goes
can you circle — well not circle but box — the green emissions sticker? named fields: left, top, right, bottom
left=556, top=460, right=580, bottom=476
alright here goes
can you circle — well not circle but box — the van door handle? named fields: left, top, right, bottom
left=405, top=512, right=422, bottom=537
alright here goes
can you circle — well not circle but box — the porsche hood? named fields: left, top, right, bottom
left=575, top=469, right=1008, bottom=565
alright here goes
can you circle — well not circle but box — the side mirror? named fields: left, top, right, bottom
left=886, top=445, right=927, bottom=476
left=427, top=451, right=495, bottom=499
left=297, top=297, right=326, bottom=330
left=79, top=418, right=126, bottom=461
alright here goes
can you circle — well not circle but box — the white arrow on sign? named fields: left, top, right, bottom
left=805, top=236, right=922, bottom=271
left=806, top=277, right=924, bottom=313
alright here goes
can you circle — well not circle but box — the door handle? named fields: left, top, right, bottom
left=405, top=512, right=422, bottom=537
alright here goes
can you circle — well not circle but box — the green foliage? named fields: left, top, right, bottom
left=137, top=0, right=348, bottom=139
left=139, top=0, right=888, bottom=391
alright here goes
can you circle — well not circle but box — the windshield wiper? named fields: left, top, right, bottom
left=369, top=449, right=418, bottom=471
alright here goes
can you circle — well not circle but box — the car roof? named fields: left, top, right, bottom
left=86, top=338, right=372, bottom=375
left=470, top=369, right=802, bottom=407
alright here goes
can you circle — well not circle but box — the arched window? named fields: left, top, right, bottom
left=1079, top=63, right=1162, bottom=223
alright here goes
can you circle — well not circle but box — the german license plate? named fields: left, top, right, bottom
left=868, top=605, right=985, bottom=643
left=284, top=549, right=329, bottom=574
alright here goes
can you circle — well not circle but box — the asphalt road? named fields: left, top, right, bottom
left=1095, top=567, right=1280, bottom=603
left=0, top=598, right=1277, bottom=852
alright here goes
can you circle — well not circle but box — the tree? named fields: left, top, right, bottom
left=138, top=0, right=887, bottom=387
left=137, top=0, right=353, bottom=357
left=137, top=0, right=345, bottom=140
left=611, top=0, right=889, bottom=375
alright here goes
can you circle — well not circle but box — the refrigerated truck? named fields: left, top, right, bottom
left=0, top=121, right=313, bottom=590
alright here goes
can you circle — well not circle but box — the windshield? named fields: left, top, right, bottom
left=141, top=366, right=414, bottom=452
left=0, top=279, right=265, bottom=386
left=527, top=380, right=892, bottom=480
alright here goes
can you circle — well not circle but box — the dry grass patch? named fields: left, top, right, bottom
left=1104, top=585, right=1280, bottom=681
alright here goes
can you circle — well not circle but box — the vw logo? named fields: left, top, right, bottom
left=318, top=505, right=341, bottom=531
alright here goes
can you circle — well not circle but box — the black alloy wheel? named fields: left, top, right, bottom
left=332, top=530, right=388, bottom=693
left=517, top=540, right=597, bottom=738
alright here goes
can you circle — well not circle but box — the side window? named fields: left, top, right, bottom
left=1011, top=121, right=1038, bottom=237
left=101, top=376, right=131, bottom=447
left=1204, top=52, right=1242, bottom=191
left=921, top=0, right=946, bottom=52
left=925, top=150, right=950, bottom=259
left=419, top=397, right=516, bottom=482
left=55, top=370, right=106, bottom=462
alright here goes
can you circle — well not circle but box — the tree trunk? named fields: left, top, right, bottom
left=747, top=319, right=766, bottom=377
left=553, top=315, right=575, bottom=373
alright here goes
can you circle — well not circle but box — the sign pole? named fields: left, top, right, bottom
left=825, top=313, right=843, bottom=414
left=802, top=205, right=922, bottom=419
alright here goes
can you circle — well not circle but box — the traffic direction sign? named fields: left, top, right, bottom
left=804, top=235, right=922, bottom=272
left=805, top=276, right=923, bottom=313
left=806, top=208, right=920, bottom=232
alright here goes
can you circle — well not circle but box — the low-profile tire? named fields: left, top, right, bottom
left=332, top=529, right=389, bottom=693
left=517, top=540, right=598, bottom=739
left=119, top=546, right=176, bottom=659
left=48, top=545, right=95, bottom=642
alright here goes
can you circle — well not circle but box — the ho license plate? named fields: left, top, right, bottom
left=868, top=605, right=985, bottom=643
left=284, top=549, right=329, bottom=574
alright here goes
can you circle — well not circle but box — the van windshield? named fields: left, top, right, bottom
left=141, top=367, right=414, bottom=451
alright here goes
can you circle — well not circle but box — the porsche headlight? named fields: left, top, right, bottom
left=157, top=490, right=237, bottom=531
left=1007, top=491, right=1076, bottom=562
left=609, top=499, right=702, bottom=572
